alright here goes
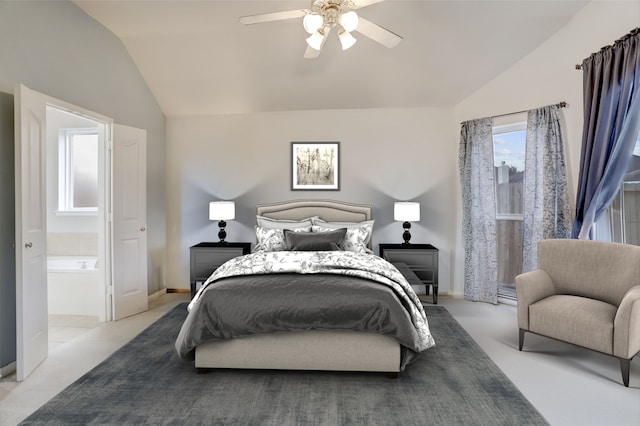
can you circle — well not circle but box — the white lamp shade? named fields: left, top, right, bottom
left=209, top=201, right=235, bottom=221
left=394, top=202, right=420, bottom=222
left=306, top=31, right=325, bottom=50
left=339, top=30, right=357, bottom=50
left=303, top=13, right=324, bottom=34
left=339, top=11, right=359, bottom=32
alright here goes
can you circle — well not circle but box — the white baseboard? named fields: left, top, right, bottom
left=0, top=361, right=16, bottom=378
left=498, top=296, right=517, bottom=306
left=148, top=288, right=167, bottom=303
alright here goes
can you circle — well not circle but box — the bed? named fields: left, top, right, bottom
left=175, top=199, right=435, bottom=375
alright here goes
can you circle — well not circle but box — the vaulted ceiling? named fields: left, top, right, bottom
left=73, top=0, right=588, bottom=116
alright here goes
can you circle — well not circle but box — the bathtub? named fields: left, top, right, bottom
left=48, top=256, right=98, bottom=272
left=48, top=256, right=101, bottom=316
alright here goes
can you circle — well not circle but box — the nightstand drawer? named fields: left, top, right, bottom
left=189, top=242, right=251, bottom=298
left=191, top=247, right=245, bottom=281
left=382, top=250, right=437, bottom=269
left=379, top=243, right=439, bottom=304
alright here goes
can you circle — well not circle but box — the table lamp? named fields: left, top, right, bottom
left=394, top=201, right=420, bottom=244
left=209, top=201, right=235, bottom=243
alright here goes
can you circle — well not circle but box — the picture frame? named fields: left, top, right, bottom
left=291, top=142, right=340, bottom=191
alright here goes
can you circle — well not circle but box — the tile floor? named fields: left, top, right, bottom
left=48, top=314, right=100, bottom=350
left=0, top=293, right=639, bottom=426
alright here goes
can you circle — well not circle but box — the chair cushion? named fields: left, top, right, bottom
left=529, top=295, right=617, bottom=355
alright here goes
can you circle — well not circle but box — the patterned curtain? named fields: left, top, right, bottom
left=459, top=118, right=498, bottom=304
left=521, top=105, right=572, bottom=272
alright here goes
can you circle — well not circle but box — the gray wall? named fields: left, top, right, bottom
left=0, top=92, right=16, bottom=372
left=166, top=108, right=459, bottom=294
left=0, top=1, right=166, bottom=368
left=0, top=0, right=166, bottom=291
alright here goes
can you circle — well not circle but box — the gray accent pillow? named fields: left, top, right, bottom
left=283, top=228, right=347, bottom=251
left=254, top=226, right=311, bottom=252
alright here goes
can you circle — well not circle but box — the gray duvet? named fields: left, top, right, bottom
left=175, top=251, right=435, bottom=369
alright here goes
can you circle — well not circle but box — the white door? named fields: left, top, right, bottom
left=15, top=84, right=48, bottom=381
left=112, top=124, right=148, bottom=320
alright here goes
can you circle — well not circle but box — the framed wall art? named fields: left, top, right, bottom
left=291, top=142, right=340, bottom=191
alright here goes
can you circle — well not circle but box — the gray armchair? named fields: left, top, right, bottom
left=516, top=239, right=640, bottom=387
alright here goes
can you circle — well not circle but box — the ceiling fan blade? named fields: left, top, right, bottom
left=239, top=9, right=308, bottom=25
left=355, top=17, right=402, bottom=48
left=303, top=26, right=332, bottom=59
left=352, top=0, right=385, bottom=9
left=304, top=45, right=321, bottom=59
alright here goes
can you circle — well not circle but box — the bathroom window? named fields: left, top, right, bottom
left=58, top=129, right=98, bottom=213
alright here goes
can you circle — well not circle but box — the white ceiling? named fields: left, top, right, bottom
left=73, top=0, right=588, bottom=116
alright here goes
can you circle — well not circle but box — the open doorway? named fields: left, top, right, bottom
left=45, top=106, right=108, bottom=347
left=16, top=84, right=148, bottom=380
left=44, top=105, right=109, bottom=348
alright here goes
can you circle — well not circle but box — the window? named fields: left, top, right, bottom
left=58, top=129, right=98, bottom=214
left=493, top=121, right=527, bottom=299
left=600, top=133, right=640, bottom=245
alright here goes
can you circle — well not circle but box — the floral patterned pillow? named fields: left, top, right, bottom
left=254, top=226, right=312, bottom=252
left=312, top=221, right=374, bottom=254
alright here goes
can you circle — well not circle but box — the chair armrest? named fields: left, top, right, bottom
left=613, top=285, right=640, bottom=359
left=515, top=269, right=556, bottom=330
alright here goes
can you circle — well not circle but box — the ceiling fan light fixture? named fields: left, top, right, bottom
left=240, top=1, right=403, bottom=59
left=306, top=30, right=325, bottom=50
left=303, top=13, right=324, bottom=34
left=339, top=30, right=357, bottom=50
left=339, top=11, right=359, bottom=32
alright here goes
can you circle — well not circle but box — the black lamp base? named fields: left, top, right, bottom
left=402, top=221, right=412, bottom=244
left=218, top=220, right=228, bottom=243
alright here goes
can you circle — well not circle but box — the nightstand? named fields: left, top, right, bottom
left=190, top=242, right=251, bottom=299
left=379, top=243, right=439, bottom=304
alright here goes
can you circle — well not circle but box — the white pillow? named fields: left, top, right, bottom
left=256, top=215, right=317, bottom=230
left=254, top=226, right=312, bottom=252
left=312, top=219, right=374, bottom=254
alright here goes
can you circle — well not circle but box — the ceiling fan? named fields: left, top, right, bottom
left=239, top=0, right=402, bottom=59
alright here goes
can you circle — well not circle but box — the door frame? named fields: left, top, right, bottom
left=16, top=85, right=114, bottom=380
left=16, top=85, right=151, bottom=380
left=44, top=99, right=113, bottom=322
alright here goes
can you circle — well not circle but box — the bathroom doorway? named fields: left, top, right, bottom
left=16, top=84, right=148, bottom=380
left=45, top=105, right=109, bottom=337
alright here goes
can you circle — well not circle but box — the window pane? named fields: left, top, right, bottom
left=623, top=182, right=640, bottom=245
left=494, top=129, right=525, bottom=215
left=493, top=127, right=526, bottom=299
left=71, top=133, right=98, bottom=208
left=604, top=131, right=640, bottom=245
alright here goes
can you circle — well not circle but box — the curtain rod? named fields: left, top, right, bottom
left=575, top=27, right=640, bottom=70
left=491, top=101, right=567, bottom=119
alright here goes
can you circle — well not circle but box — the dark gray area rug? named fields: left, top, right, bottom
left=21, top=304, right=548, bottom=425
